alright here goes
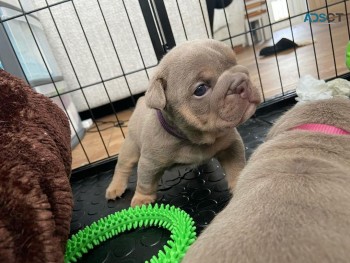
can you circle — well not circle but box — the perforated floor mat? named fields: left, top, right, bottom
left=70, top=104, right=292, bottom=263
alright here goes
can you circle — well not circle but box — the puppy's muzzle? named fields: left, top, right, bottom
left=226, top=75, right=251, bottom=100
left=221, top=69, right=254, bottom=101
left=212, top=65, right=260, bottom=125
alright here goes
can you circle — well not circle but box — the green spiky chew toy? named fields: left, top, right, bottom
left=64, top=204, right=197, bottom=263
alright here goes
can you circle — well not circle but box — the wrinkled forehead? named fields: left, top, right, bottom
left=162, top=43, right=236, bottom=81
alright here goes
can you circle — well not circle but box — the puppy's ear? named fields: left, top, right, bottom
left=145, top=77, right=167, bottom=110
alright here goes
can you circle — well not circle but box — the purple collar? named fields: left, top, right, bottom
left=156, top=109, right=187, bottom=140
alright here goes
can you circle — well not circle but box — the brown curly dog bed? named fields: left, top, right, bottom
left=0, top=69, right=73, bottom=263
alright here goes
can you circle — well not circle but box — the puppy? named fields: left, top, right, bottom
left=183, top=97, right=350, bottom=263
left=106, top=39, right=261, bottom=207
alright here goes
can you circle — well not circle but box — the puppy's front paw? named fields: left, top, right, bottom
left=228, top=180, right=237, bottom=194
left=105, top=183, right=127, bottom=200
left=130, top=192, right=156, bottom=207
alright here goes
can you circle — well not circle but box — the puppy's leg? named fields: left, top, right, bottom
left=105, top=137, right=140, bottom=200
left=131, top=157, right=165, bottom=207
left=216, top=135, right=246, bottom=192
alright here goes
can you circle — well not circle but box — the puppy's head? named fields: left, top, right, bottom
left=267, top=97, right=350, bottom=139
left=145, top=39, right=261, bottom=143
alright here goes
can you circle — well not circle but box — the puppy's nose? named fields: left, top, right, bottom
left=233, top=82, right=249, bottom=99
left=227, top=76, right=250, bottom=99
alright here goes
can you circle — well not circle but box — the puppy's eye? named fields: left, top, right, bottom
left=194, top=84, right=209, bottom=97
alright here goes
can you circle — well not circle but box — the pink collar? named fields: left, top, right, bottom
left=292, top=123, right=350, bottom=135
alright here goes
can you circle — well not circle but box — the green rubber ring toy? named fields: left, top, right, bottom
left=64, top=204, right=197, bottom=263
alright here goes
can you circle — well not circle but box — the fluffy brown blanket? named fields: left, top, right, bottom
left=0, top=69, right=73, bottom=263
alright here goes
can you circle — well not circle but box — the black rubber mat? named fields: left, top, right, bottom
left=69, top=104, right=292, bottom=263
